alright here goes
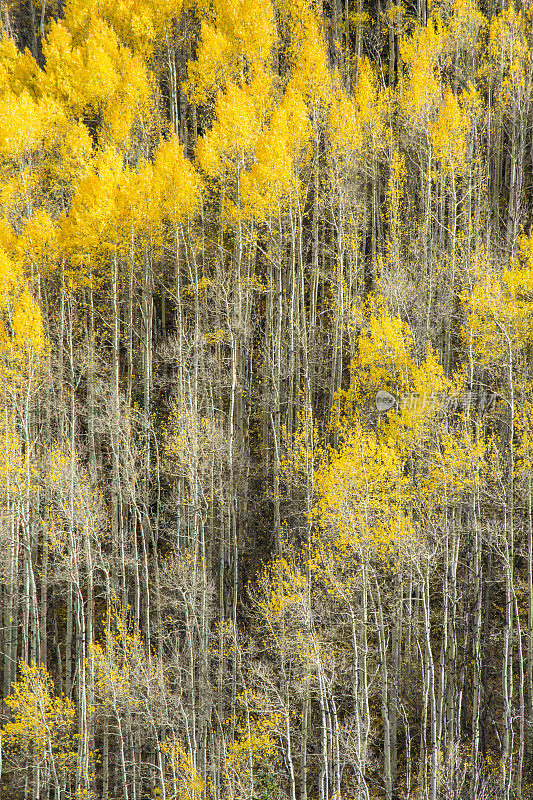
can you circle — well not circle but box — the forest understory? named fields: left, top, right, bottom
left=0, top=0, right=532, bottom=797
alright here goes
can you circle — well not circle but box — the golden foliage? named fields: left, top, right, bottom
left=400, top=17, right=445, bottom=130
left=161, top=737, right=205, bottom=800
left=196, top=75, right=270, bottom=179
left=240, top=86, right=311, bottom=220
left=431, top=90, right=470, bottom=173
left=42, top=13, right=156, bottom=145
left=314, top=420, right=412, bottom=556
left=461, top=257, right=533, bottom=365
left=2, top=662, right=82, bottom=793
left=185, top=0, right=275, bottom=103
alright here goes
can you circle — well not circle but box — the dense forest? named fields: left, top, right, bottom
left=0, top=0, right=532, bottom=797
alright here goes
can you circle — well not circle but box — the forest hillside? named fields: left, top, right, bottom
left=0, top=0, right=532, bottom=797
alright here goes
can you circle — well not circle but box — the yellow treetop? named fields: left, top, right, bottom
left=239, top=86, right=311, bottom=221
left=186, top=0, right=275, bottom=103
left=59, top=148, right=129, bottom=279
left=0, top=87, right=64, bottom=163
left=154, top=135, right=202, bottom=227
left=485, top=4, right=531, bottom=111
left=462, top=258, right=533, bottom=366
left=0, top=246, right=47, bottom=393
left=327, top=88, right=364, bottom=160
left=431, top=90, right=470, bottom=173
left=314, top=419, right=412, bottom=557
left=2, top=662, right=78, bottom=776
left=336, top=296, right=449, bottom=455
left=16, top=209, right=59, bottom=278
left=63, top=0, right=184, bottom=58
left=285, top=0, right=331, bottom=111
left=195, top=69, right=272, bottom=179
left=41, top=14, right=155, bottom=145
left=0, top=35, right=40, bottom=97
left=355, top=56, right=389, bottom=149
left=400, top=17, right=445, bottom=131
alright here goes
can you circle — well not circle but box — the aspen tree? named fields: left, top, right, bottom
left=185, top=0, right=275, bottom=105
left=352, top=57, right=389, bottom=272
left=161, top=736, right=205, bottom=800
left=317, top=296, right=461, bottom=799
left=44, top=441, right=107, bottom=797
left=63, top=0, right=184, bottom=60
left=462, top=260, right=533, bottom=797
left=239, top=84, right=311, bottom=553
left=399, top=16, right=445, bottom=300
left=430, top=87, right=472, bottom=359
left=281, top=1, right=334, bottom=439
left=195, top=63, right=274, bottom=747
left=0, top=248, right=47, bottom=751
left=1, top=662, right=82, bottom=799
left=60, top=149, right=130, bottom=606
left=326, top=71, right=368, bottom=416
left=253, top=556, right=329, bottom=800
left=484, top=5, right=532, bottom=256
left=91, top=608, right=170, bottom=799
left=163, top=403, right=226, bottom=776
left=41, top=13, right=156, bottom=147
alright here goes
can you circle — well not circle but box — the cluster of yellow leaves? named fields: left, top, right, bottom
left=4, top=287, right=47, bottom=371
left=91, top=608, right=164, bottom=715
left=186, top=0, right=275, bottom=104
left=518, top=231, right=533, bottom=270
left=161, top=736, right=205, bottom=800
left=196, top=70, right=272, bottom=179
left=0, top=90, right=63, bottom=164
left=345, top=295, right=446, bottom=401
left=399, top=18, right=445, bottom=130
left=227, top=711, right=280, bottom=760
left=42, top=14, right=155, bottom=145
left=240, top=86, right=311, bottom=221
left=223, top=704, right=282, bottom=800
left=314, top=420, right=412, bottom=556
left=259, top=557, right=308, bottom=621
left=0, top=248, right=47, bottom=392
left=0, top=38, right=94, bottom=229
left=156, top=136, right=202, bottom=227
left=416, top=427, right=488, bottom=501
left=308, top=296, right=461, bottom=561
left=16, top=209, right=59, bottom=277
left=64, top=0, right=184, bottom=58
left=328, top=57, right=389, bottom=163
left=485, top=4, right=531, bottom=111
left=514, top=398, right=533, bottom=482
left=284, top=0, right=331, bottom=109
left=0, top=414, right=24, bottom=491
left=255, top=554, right=344, bottom=679
left=2, top=662, right=79, bottom=779
left=188, top=0, right=334, bottom=225
left=461, top=254, right=533, bottom=366
left=355, top=57, right=389, bottom=146
left=431, top=90, right=470, bottom=173
left=336, top=296, right=450, bottom=451
left=328, top=89, right=364, bottom=159
left=61, top=137, right=200, bottom=280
